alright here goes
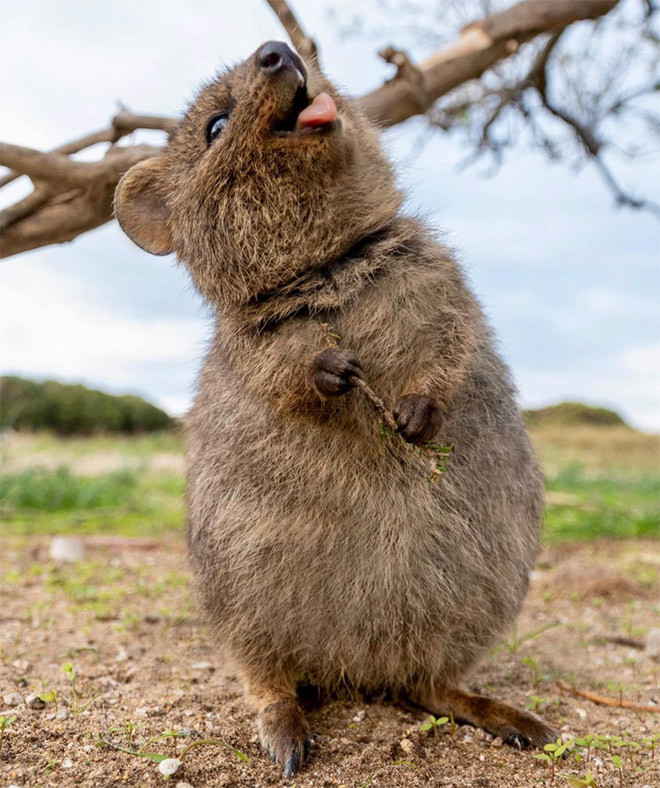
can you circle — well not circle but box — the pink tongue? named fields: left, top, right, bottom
left=296, top=92, right=338, bottom=129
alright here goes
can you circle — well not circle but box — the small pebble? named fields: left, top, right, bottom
left=352, top=710, right=365, bottom=723
left=646, top=628, right=660, bottom=659
left=178, top=728, right=200, bottom=737
left=61, top=758, right=73, bottom=769
left=399, top=738, right=414, bottom=754
left=25, top=694, right=45, bottom=710
left=176, top=783, right=195, bottom=788
left=49, top=535, right=85, bottom=563
left=575, top=707, right=587, bottom=719
left=56, top=707, right=71, bottom=721
left=158, top=758, right=182, bottom=776
left=3, top=693, right=22, bottom=706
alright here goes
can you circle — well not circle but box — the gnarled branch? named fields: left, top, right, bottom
left=358, top=0, right=619, bottom=126
left=0, top=0, right=642, bottom=259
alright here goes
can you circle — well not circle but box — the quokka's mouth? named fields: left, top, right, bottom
left=272, top=87, right=340, bottom=137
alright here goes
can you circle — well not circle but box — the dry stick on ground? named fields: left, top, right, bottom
left=556, top=680, right=660, bottom=714
left=320, top=323, right=448, bottom=483
left=0, top=0, right=625, bottom=259
left=597, top=634, right=646, bottom=650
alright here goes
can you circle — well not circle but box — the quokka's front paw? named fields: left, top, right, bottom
left=313, top=347, right=363, bottom=397
left=393, top=392, right=442, bottom=444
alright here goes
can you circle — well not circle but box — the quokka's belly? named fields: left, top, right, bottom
left=188, top=366, right=541, bottom=686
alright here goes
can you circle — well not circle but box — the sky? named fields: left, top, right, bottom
left=1, top=0, right=659, bottom=430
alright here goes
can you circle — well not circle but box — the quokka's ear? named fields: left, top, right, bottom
left=114, top=156, right=173, bottom=256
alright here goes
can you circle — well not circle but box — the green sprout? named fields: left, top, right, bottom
left=642, top=732, right=659, bottom=758
left=506, top=621, right=561, bottom=654
left=0, top=715, right=17, bottom=752
left=567, top=773, right=598, bottom=788
left=611, top=754, right=623, bottom=788
left=418, top=714, right=449, bottom=738
left=62, top=660, right=102, bottom=716
left=526, top=695, right=548, bottom=712
left=109, top=719, right=147, bottom=748
left=39, top=689, right=58, bottom=714
left=572, top=733, right=595, bottom=762
left=535, top=738, right=570, bottom=785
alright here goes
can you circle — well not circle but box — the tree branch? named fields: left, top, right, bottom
left=358, top=0, right=619, bottom=126
left=0, top=111, right=175, bottom=189
left=265, top=0, right=317, bottom=61
left=0, top=0, right=640, bottom=259
left=0, top=143, right=161, bottom=258
left=535, top=39, right=660, bottom=217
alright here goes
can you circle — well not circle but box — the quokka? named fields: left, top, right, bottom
left=115, top=40, right=555, bottom=779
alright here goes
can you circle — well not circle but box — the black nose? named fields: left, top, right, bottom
left=257, top=41, right=306, bottom=83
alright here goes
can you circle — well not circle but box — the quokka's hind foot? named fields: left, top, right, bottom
left=244, top=673, right=310, bottom=779
left=257, top=697, right=310, bottom=779
left=411, top=685, right=559, bottom=750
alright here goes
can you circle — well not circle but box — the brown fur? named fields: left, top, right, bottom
left=115, top=42, right=554, bottom=776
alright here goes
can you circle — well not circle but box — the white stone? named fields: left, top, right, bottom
left=399, top=738, right=414, bottom=754
left=158, top=758, right=182, bottom=776
left=646, top=628, right=660, bottom=659
left=49, top=536, right=85, bottom=563
left=3, top=693, right=22, bottom=706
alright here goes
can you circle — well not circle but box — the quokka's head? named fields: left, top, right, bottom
left=115, top=42, right=402, bottom=306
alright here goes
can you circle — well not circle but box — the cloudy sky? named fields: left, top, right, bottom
left=1, top=1, right=659, bottom=429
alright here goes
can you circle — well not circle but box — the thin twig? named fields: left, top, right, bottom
left=320, top=323, right=449, bottom=482
left=596, top=634, right=646, bottom=650
left=557, top=680, right=660, bottom=713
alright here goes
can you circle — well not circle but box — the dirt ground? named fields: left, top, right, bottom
left=1, top=536, right=659, bottom=788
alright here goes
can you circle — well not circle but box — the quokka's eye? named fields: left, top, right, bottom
left=207, top=114, right=229, bottom=144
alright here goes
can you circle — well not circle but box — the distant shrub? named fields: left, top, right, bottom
left=0, top=376, right=172, bottom=435
left=525, top=401, right=628, bottom=429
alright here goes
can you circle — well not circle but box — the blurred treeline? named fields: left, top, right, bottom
left=523, top=401, right=628, bottom=429
left=0, top=376, right=172, bottom=435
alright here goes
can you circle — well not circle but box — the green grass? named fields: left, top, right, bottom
left=0, top=466, right=184, bottom=537
left=0, top=426, right=657, bottom=542
left=543, top=462, right=660, bottom=543
left=0, top=467, right=138, bottom=511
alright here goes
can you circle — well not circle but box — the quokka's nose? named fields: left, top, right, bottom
left=257, top=41, right=306, bottom=84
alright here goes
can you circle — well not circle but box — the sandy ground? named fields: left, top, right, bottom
left=1, top=537, right=659, bottom=788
